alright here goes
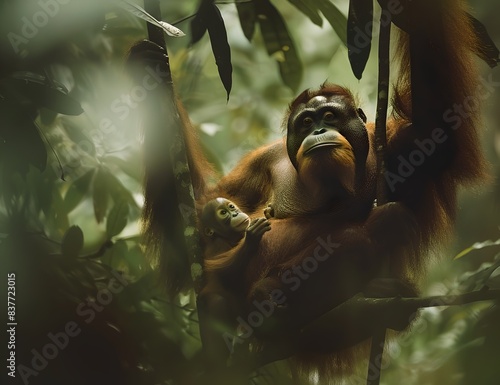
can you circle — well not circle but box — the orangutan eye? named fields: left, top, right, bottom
left=323, top=111, right=335, bottom=122
left=217, top=209, right=228, bottom=218
left=229, top=204, right=235, bottom=209
left=303, top=117, right=314, bottom=127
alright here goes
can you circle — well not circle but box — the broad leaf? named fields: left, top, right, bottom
left=256, top=0, right=303, bottom=92
left=101, top=239, right=128, bottom=268
left=0, top=98, right=47, bottom=173
left=61, top=225, right=84, bottom=258
left=312, top=0, right=348, bottom=46
left=51, top=188, right=70, bottom=233
left=288, top=0, right=323, bottom=27
left=106, top=171, right=138, bottom=209
left=377, top=0, right=409, bottom=32
left=236, top=2, right=257, bottom=41
left=0, top=72, right=83, bottom=115
left=190, top=0, right=212, bottom=45
left=117, top=0, right=185, bottom=37
left=64, top=169, right=96, bottom=212
left=93, top=167, right=109, bottom=223
left=458, top=254, right=500, bottom=292
left=106, top=200, right=130, bottom=238
left=454, top=239, right=500, bottom=260
left=104, top=155, right=141, bottom=182
left=468, top=14, right=500, bottom=68
left=124, top=245, right=149, bottom=276
left=191, top=0, right=232, bottom=99
left=62, top=119, right=96, bottom=157
left=207, top=4, right=232, bottom=99
left=347, top=0, right=373, bottom=79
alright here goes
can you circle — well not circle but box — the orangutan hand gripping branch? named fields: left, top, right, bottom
left=136, top=0, right=487, bottom=381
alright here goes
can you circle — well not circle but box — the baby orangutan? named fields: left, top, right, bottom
left=198, top=197, right=271, bottom=370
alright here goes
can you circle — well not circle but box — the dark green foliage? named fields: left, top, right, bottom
left=0, top=71, right=83, bottom=175
left=468, top=14, right=500, bottom=68
left=236, top=1, right=257, bottom=41
left=191, top=0, right=232, bottom=98
left=311, top=0, right=348, bottom=45
left=61, top=225, right=84, bottom=258
left=347, top=0, right=373, bottom=80
left=0, top=1, right=499, bottom=384
left=106, top=200, right=130, bottom=238
left=207, top=4, right=233, bottom=99
left=64, top=170, right=96, bottom=212
left=256, top=0, right=303, bottom=92
left=0, top=72, right=83, bottom=116
left=288, top=0, right=323, bottom=27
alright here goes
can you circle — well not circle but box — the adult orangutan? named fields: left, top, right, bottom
left=135, top=0, right=487, bottom=381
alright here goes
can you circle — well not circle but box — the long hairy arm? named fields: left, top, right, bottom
left=386, top=0, right=487, bottom=250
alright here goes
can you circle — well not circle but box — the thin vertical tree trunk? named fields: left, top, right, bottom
left=368, top=4, right=392, bottom=385
left=144, top=0, right=204, bottom=292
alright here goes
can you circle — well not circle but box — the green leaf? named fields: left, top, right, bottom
left=93, top=167, right=109, bottom=223
left=103, top=155, right=141, bottom=182
left=26, top=167, right=52, bottom=214
left=312, top=0, right=348, bottom=46
left=61, top=225, right=84, bottom=258
left=26, top=123, right=47, bottom=172
left=454, top=239, right=500, bottom=260
left=190, top=0, right=212, bottom=44
left=64, top=169, right=95, bottom=212
left=0, top=98, right=47, bottom=173
left=207, top=4, right=232, bottom=99
left=468, top=13, right=500, bottom=68
left=0, top=72, right=83, bottom=115
left=39, top=108, right=58, bottom=125
left=288, top=0, right=323, bottom=27
left=105, top=171, right=138, bottom=209
left=62, top=119, right=96, bottom=157
left=102, top=239, right=128, bottom=269
left=124, top=245, right=149, bottom=277
left=190, top=1, right=232, bottom=99
left=106, top=200, right=130, bottom=238
left=458, top=254, right=500, bottom=291
left=236, top=2, right=257, bottom=41
left=347, top=0, right=373, bottom=79
left=454, top=247, right=474, bottom=260
left=256, top=0, right=303, bottom=92
left=117, top=0, right=185, bottom=37
left=51, top=188, right=69, bottom=234
left=376, top=0, right=408, bottom=32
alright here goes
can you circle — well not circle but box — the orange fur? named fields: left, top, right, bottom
left=297, top=135, right=356, bottom=195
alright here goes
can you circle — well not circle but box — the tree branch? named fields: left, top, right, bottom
left=237, top=289, right=500, bottom=372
